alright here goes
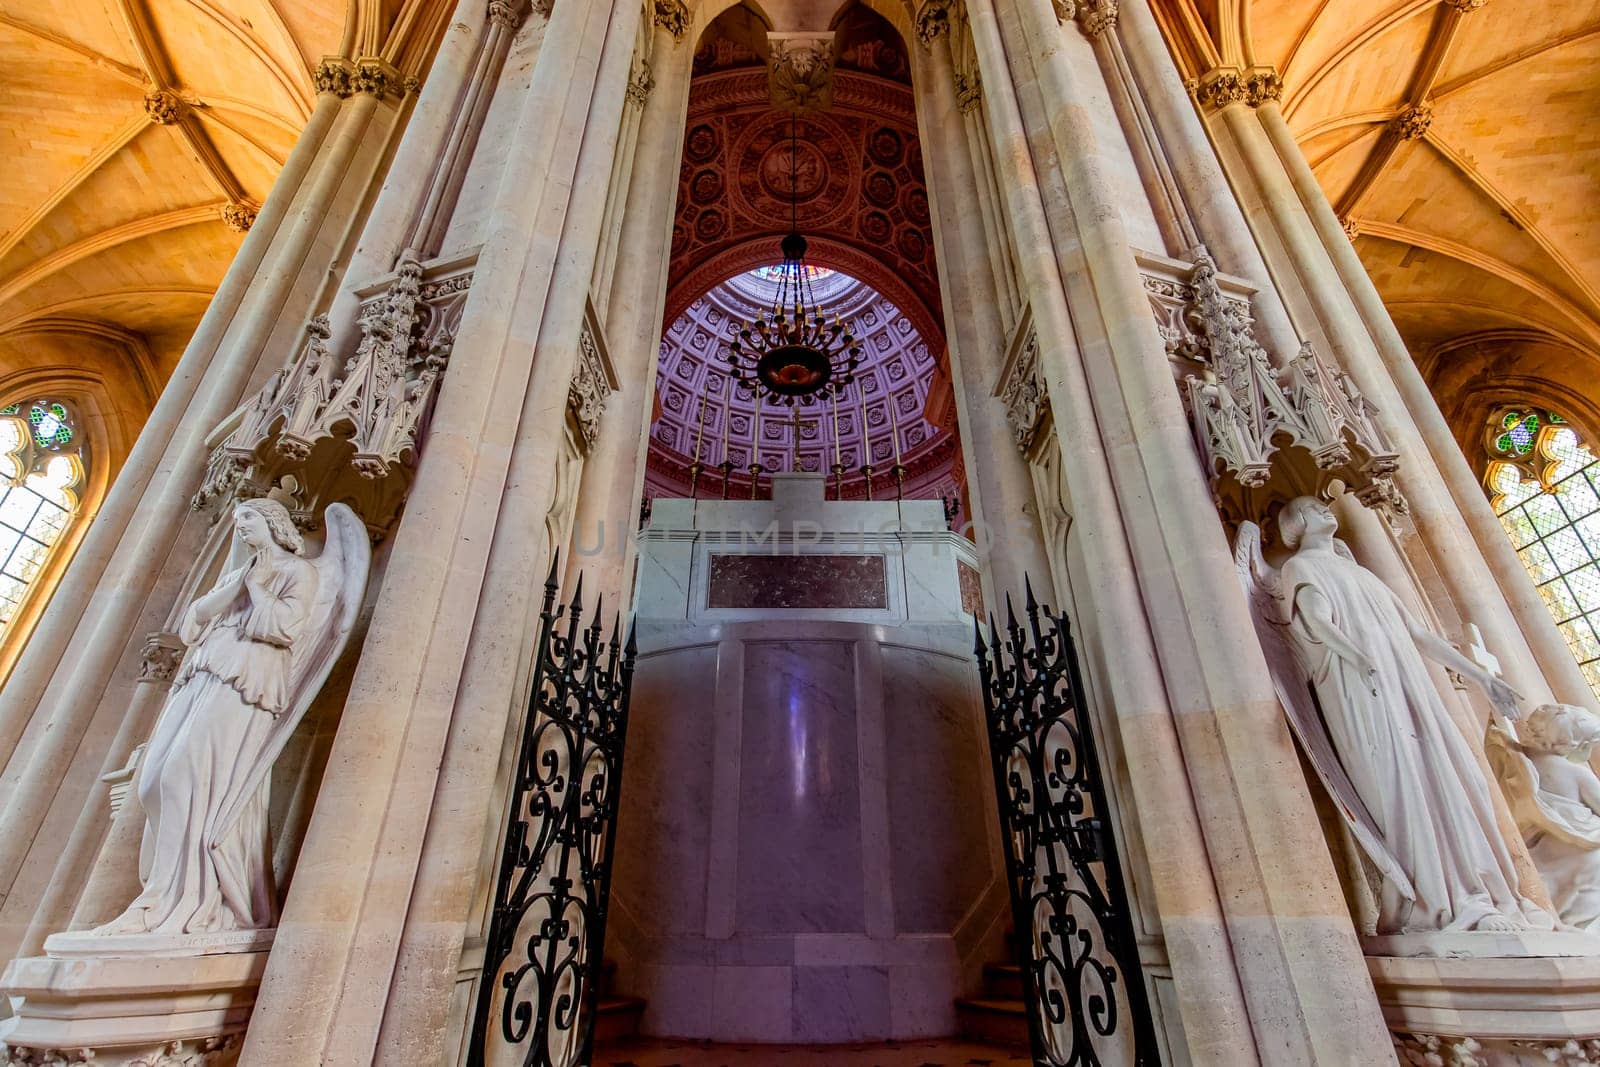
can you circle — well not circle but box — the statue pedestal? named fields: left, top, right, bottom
left=0, top=933, right=271, bottom=1065
left=1369, top=946, right=1600, bottom=1064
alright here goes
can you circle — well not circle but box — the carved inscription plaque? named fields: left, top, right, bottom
left=707, top=553, right=889, bottom=610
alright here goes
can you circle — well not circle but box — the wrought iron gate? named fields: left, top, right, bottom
left=972, top=580, right=1159, bottom=1066
left=468, top=561, right=638, bottom=1067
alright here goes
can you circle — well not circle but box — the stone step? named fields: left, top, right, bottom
left=982, top=961, right=1025, bottom=1000
left=593, top=995, right=647, bottom=1044
left=954, top=996, right=1029, bottom=1052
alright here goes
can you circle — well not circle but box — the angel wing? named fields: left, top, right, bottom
left=215, top=503, right=371, bottom=837
left=1234, top=521, right=1416, bottom=901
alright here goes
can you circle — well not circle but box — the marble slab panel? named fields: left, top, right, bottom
left=613, top=646, right=717, bottom=937
left=737, top=641, right=865, bottom=935
left=882, top=648, right=996, bottom=933
left=707, top=554, right=888, bottom=610
left=957, top=560, right=983, bottom=618
left=791, top=965, right=891, bottom=1043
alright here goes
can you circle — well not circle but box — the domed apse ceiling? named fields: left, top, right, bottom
left=645, top=267, right=955, bottom=499
left=653, top=3, right=959, bottom=503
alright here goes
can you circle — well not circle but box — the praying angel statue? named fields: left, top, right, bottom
left=1237, top=495, right=1551, bottom=935
left=96, top=499, right=369, bottom=938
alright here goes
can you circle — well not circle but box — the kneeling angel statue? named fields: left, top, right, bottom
left=1236, top=495, right=1550, bottom=934
left=97, top=499, right=369, bottom=938
left=1488, top=703, right=1600, bottom=931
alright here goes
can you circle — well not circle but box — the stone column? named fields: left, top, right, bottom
left=968, top=0, right=1395, bottom=1060
left=567, top=22, right=693, bottom=609
left=1257, top=102, right=1599, bottom=712
left=915, top=35, right=1054, bottom=600
left=239, top=3, right=641, bottom=1062
left=1214, top=99, right=1563, bottom=710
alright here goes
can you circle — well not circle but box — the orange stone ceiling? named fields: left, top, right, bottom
left=1153, top=0, right=1600, bottom=470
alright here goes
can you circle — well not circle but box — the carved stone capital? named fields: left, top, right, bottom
left=314, top=57, right=355, bottom=97
left=487, top=0, right=525, bottom=30
left=143, top=89, right=185, bottom=125
left=1443, top=0, right=1487, bottom=11
left=139, top=631, right=186, bottom=684
left=1393, top=102, right=1433, bottom=140
left=1052, top=0, right=1076, bottom=19
left=653, top=0, right=688, bottom=41
left=1342, top=215, right=1361, bottom=241
left=220, top=201, right=258, bottom=233
left=1076, top=0, right=1119, bottom=37
left=1194, top=71, right=1246, bottom=109
left=1194, top=66, right=1280, bottom=108
left=914, top=0, right=953, bottom=47
left=353, top=58, right=402, bottom=98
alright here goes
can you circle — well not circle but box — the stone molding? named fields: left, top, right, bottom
left=653, top=0, right=688, bottom=41
left=995, top=307, right=1046, bottom=453
left=1141, top=249, right=1402, bottom=517
left=192, top=258, right=472, bottom=534
left=568, top=298, right=619, bottom=454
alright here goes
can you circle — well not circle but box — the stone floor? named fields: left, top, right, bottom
left=592, top=1037, right=1031, bottom=1067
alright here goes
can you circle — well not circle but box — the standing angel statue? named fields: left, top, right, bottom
left=1236, top=495, right=1549, bottom=934
left=97, top=499, right=369, bottom=938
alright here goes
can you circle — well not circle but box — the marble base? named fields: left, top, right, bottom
left=0, top=943, right=268, bottom=1065
left=44, top=928, right=275, bottom=960
left=1370, top=951, right=1600, bottom=1065
left=1364, top=930, right=1600, bottom=959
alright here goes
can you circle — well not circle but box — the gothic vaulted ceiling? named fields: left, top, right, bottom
left=1153, top=0, right=1600, bottom=464
left=0, top=0, right=353, bottom=415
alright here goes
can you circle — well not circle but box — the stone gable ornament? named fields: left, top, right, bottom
left=1236, top=497, right=1552, bottom=936
left=1488, top=705, right=1600, bottom=932
left=86, top=501, right=369, bottom=943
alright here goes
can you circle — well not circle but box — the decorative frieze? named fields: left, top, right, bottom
left=1394, top=103, right=1433, bottom=140
left=767, top=32, right=834, bottom=112
left=954, top=71, right=981, bottom=114
left=627, top=61, right=655, bottom=108
left=653, top=0, right=688, bottom=41
left=143, top=90, right=184, bottom=125
left=996, top=316, right=1046, bottom=453
left=914, top=0, right=953, bottom=46
left=193, top=258, right=471, bottom=534
left=1395, top=1032, right=1600, bottom=1065
left=1147, top=249, right=1402, bottom=516
left=568, top=303, right=619, bottom=454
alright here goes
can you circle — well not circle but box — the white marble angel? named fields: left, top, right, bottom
left=1488, top=704, right=1600, bottom=931
left=98, top=499, right=369, bottom=938
left=1236, top=495, right=1548, bottom=934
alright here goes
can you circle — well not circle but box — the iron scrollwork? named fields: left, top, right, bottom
left=468, top=558, right=639, bottom=1067
left=973, top=580, right=1159, bottom=1066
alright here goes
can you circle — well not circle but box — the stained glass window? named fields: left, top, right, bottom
left=1487, top=409, right=1600, bottom=695
left=0, top=400, right=86, bottom=641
